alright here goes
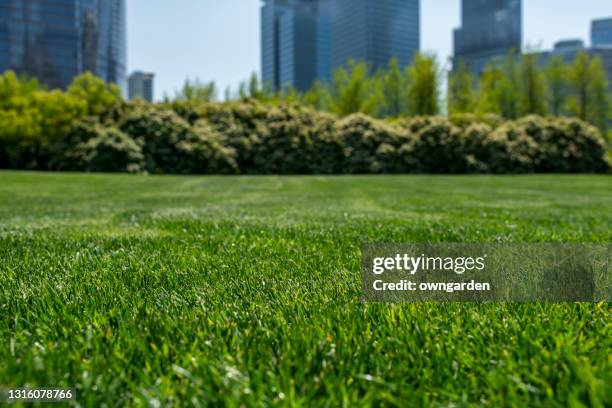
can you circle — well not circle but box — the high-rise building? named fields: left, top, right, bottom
left=0, top=0, right=127, bottom=92
left=128, top=71, right=154, bottom=102
left=453, top=0, right=522, bottom=76
left=535, top=39, right=612, bottom=92
left=261, top=0, right=331, bottom=92
left=330, top=0, right=420, bottom=72
left=261, top=0, right=419, bottom=92
left=592, top=17, right=612, bottom=47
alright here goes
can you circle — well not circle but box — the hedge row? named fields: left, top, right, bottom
left=6, top=100, right=612, bottom=174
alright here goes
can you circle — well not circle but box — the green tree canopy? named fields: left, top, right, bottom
left=545, top=55, right=568, bottom=116
left=172, top=78, right=217, bottom=103
left=67, top=72, right=121, bottom=116
left=448, top=59, right=476, bottom=115
left=406, top=53, right=440, bottom=116
left=379, top=57, right=408, bottom=117
left=330, top=60, right=379, bottom=117
left=519, top=53, right=547, bottom=116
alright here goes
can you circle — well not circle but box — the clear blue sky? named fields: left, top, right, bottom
left=127, top=0, right=612, bottom=101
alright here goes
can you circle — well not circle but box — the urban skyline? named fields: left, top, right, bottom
left=1, top=1, right=612, bottom=99
left=0, top=0, right=127, bottom=91
left=125, top=0, right=612, bottom=101
left=262, top=0, right=419, bottom=92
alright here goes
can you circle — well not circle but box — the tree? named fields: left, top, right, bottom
left=448, top=59, right=476, bottom=114
left=588, top=56, right=610, bottom=135
left=67, top=72, right=121, bottom=116
left=302, top=81, right=332, bottom=111
left=172, top=78, right=217, bottom=103
left=237, top=72, right=275, bottom=102
left=0, top=71, right=86, bottom=169
left=281, top=86, right=301, bottom=105
left=567, top=52, right=594, bottom=121
left=379, top=57, right=407, bottom=117
left=330, top=60, right=379, bottom=116
left=476, top=65, right=505, bottom=115
left=545, top=56, right=568, bottom=116
left=519, top=53, right=547, bottom=116
left=566, top=52, right=611, bottom=134
left=499, top=51, right=520, bottom=119
left=406, top=53, right=440, bottom=115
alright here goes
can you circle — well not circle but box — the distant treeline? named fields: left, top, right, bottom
left=0, top=69, right=609, bottom=174
left=192, top=51, right=610, bottom=138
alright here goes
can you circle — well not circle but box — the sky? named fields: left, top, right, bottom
left=127, top=0, right=612, bottom=101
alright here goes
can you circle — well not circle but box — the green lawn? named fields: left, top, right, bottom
left=0, top=172, right=610, bottom=407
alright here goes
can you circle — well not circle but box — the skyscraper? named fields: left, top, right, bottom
left=453, top=0, right=522, bottom=76
left=592, top=17, right=612, bottom=47
left=261, top=0, right=331, bottom=92
left=0, top=0, right=127, bottom=91
left=330, top=0, right=420, bottom=72
left=128, top=71, right=155, bottom=102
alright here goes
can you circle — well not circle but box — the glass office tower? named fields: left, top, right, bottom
left=0, top=0, right=127, bottom=91
left=453, top=0, right=522, bottom=76
left=128, top=71, right=154, bottom=102
left=261, top=0, right=330, bottom=92
left=592, top=18, right=612, bottom=47
left=330, top=0, right=420, bottom=72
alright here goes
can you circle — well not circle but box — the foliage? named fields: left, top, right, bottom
left=1, top=62, right=610, bottom=175
left=545, top=55, right=568, bottom=116
left=519, top=53, right=547, bottom=116
left=238, top=72, right=276, bottom=102
left=119, top=106, right=236, bottom=174
left=566, top=52, right=610, bottom=135
left=448, top=59, right=476, bottom=115
left=302, top=80, right=332, bottom=112
left=329, top=60, right=380, bottom=117
left=170, top=78, right=217, bottom=103
left=406, top=53, right=440, bottom=115
left=379, top=57, right=408, bottom=117
left=476, top=65, right=506, bottom=116
left=74, top=127, right=144, bottom=173
left=333, top=113, right=410, bottom=173
left=0, top=71, right=87, bottom=169
left=66, top=72, right=122, bottom=116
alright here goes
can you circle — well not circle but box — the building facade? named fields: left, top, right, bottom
left=0, top=0, right=127, bottom=91
left=261, top=0, right=330, bottom=92
left=536, top=39, right=612, bottom=92
left=128, top=71, right=154, bottom=102
left=453, top=0, right=522, bottom=76
left=592, top=17, right=612, bottom=47
left=261, top=0, right=419, bottom=91
left=330, top=0, right=420, bottom=72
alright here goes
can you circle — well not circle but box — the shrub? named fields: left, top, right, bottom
left=75, top=128, right=144, bottom=173
left=449, top=113, right=504, bottom=129
left=187, top=120, right=238, bottom=174
left=197, top=101, right=337, bottom=174
left=404, top=118, right=466, bottom=173
left=334, top=113, right=408, bottom=173
left=516, top=115, right=610, bottom=173
left=479, top=122, right=538, bottom=173
left=49, top=117, right=103, bottom=170
left=51, top=120, right=143, bottom=173
left=119, top=106, right=236, bottom=174
left=251, top=103, right=337, bottom=174
left=199, top=100, right=270, bottom=172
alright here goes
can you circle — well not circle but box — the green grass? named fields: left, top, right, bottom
left=0, top=172, right=610, bottom=407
